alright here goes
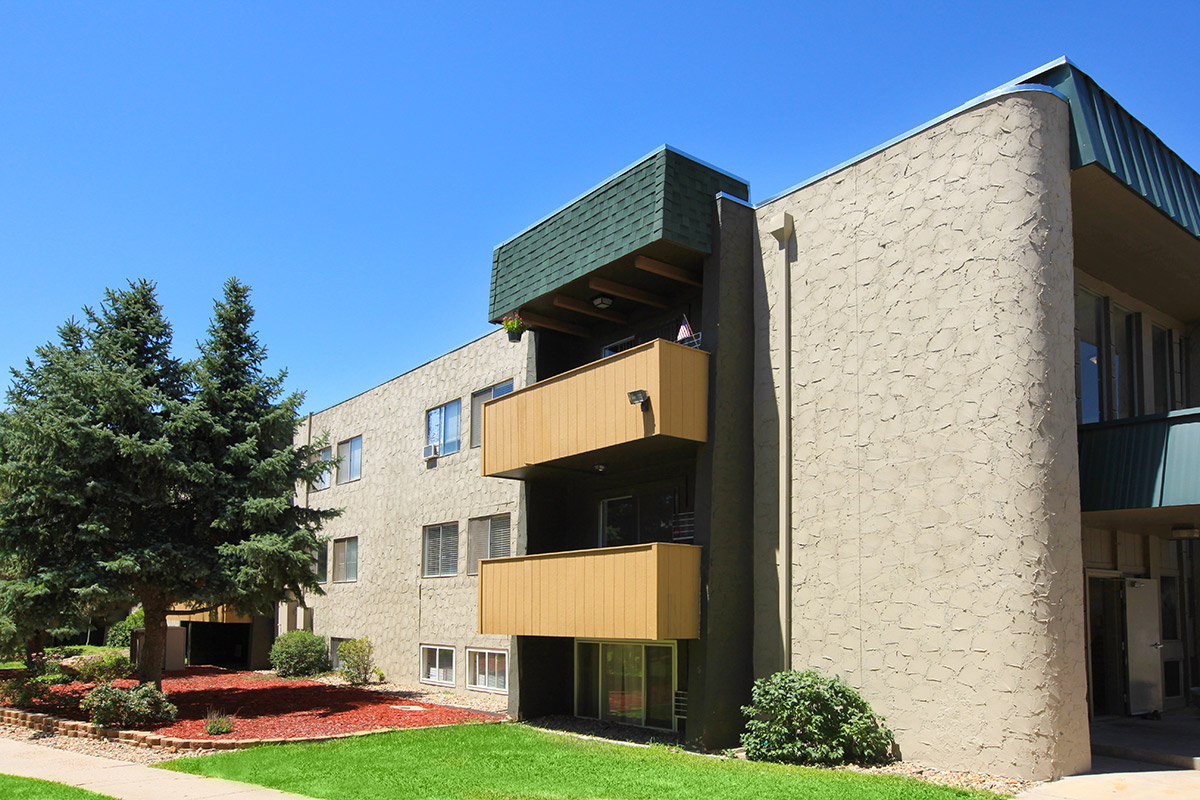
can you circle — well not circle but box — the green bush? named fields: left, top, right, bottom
left=75, top=651, right=136, bottom=683
left=104, top=609, right=145, bottom=648
left=204, top=707, right=234, bottom=735
left=337, top=636, right=375, bottom=685
left=269, top=631, right=329, bottom=677
left=740, top=670, right=895, bottom=767
left=2, top=675, right=53, bottom=707
left=80, top=683, right=177, bottom=729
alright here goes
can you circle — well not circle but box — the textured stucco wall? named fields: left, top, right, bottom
left=753, top=91, right=1089, bottom=780
left=289, top=330, right=532, bottom=697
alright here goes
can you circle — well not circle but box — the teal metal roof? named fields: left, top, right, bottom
left=1027, top=60, right=1200, bottom=239
left=488, top=146, right=749, bottom=322
left=1078, top=408, right=1200, bottom=511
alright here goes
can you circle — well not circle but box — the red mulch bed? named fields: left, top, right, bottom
left=24, top=667, right=494, bottom=740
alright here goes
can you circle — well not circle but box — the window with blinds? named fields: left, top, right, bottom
left=421, top=645, right=455, bottom=686
left=423, top=523, right=458, bottom=577
left=467, top=515, right=511, bottom=575
left=332, top=537, right=357, bottom=582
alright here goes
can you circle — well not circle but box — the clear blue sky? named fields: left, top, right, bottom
left=3, top=1, right=1198, bottom=413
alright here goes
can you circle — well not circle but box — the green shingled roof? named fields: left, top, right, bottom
left=489, top=147, right=749, bottom=322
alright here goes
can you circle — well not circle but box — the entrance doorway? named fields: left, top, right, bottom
left=1086, top=573, right=1165, bottom=717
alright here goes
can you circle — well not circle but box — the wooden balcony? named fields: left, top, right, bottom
left=478, top=542, right=701, bottom=640
left=481, top=339, right=708, bottom=479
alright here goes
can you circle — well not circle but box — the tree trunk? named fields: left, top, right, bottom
left=24, top=630, right=47, bottom=670
left=138, top=592, right=169, bottom=688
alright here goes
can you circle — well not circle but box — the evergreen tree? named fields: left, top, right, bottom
left=0, top=279, right=336, bottom=685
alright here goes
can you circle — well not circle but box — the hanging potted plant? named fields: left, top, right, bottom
left=501, top=313, right=526, bottom=342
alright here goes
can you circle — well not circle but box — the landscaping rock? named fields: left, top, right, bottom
left=57, top=654, right=106, bottom=678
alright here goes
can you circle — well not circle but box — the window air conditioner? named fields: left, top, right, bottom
left=423, top=443, right=440, bottom=460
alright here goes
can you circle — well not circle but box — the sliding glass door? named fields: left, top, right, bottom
left=576, top=640, right=675, bottom=730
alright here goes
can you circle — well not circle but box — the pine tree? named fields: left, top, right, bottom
left=0, top=279, right=336, bottom=685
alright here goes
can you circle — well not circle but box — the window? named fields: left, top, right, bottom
left=467, top=649, right=507, bottom=692
left=603, top=337, right=635, bottom=357
left=1077, top=289, right=1105, bottom=424
left=600, top=487, right=679, bottom=547
left=331, top=637, right=349, bottom=670
left=315, top=542, right=328, bottom=583
left=468, top=515, right=511, bottom=575
left=312, top=447, right=333, bottom=491
left=337, top=436, right=362, bottom=484
left=333, top=537, right=357, bottom=582
left=426, top=400, right=461, bottom=457
left=471, top=380, right=513, bottom=448
left=423, top=523, right=458, bottom=577
left=421, top=645, right=455, bottom=686
left=1111, top=305, right=1139, bottom=419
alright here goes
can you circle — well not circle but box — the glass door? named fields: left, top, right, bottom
left=576, top=640, right=676, bottom=730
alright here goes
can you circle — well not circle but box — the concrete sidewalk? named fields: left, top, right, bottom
left=0, top=739, right=314, bottom=800
left=1016, top=768, right=1200, bottom=799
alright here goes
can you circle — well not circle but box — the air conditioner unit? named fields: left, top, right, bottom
left=422, top=443, right=440, bottom=460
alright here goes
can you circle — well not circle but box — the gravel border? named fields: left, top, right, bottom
left=0, top=721, right=212, bottom=764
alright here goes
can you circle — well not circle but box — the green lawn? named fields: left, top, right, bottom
left=0, top=646, right=122, bottom=670
left=0, top=774, right=116, bottom=799
left=163, top=723, right=1002, bottom=800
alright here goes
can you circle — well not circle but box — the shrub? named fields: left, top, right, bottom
left=2, top=676, right=50, bottom=708
left=740, top=670, right=895, bottom=767
left=204, top=706, right=234, bottom=735
left=337, top=636, right=375, bottom=685
left=269, top=631, right=329, bottom=677
left=46, top=646, right=83, bottom=660
left=74, top=652, right=136, bottom=683
left=81, top=683, right=177, bottom=729
left=104, top=609, right=145, bottom=648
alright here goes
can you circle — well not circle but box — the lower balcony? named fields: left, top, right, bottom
left=478, top=542, right=701, bottom=641
left=1078, top=408, right=1200, bottom=534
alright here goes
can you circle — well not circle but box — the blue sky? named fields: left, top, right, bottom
left=2, top=1, right=1198, bottom=413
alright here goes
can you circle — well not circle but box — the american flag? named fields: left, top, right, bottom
left=677, top=317, right=693, bottom=342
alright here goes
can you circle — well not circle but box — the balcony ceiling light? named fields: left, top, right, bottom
left=592, top=294, right=614, bottom=310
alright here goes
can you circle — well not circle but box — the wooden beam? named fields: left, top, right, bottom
left=553, top=294, right=628, bottom=323
left=519, top=310, right=590, bottom=338
left=635, top=256, right=701, bottom=286
left=587, top=277, right=668, bottom=308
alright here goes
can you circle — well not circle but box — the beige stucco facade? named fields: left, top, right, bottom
left=285, top=330, right=534, bottom=697
left=752, top=91, right=1090, bottom=779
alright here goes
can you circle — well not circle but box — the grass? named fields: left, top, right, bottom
left=0, top=646, right=122, bottom=670
left=163, top=723, right=1003, bottom=800
left=0, top=774, right=116, bottom=799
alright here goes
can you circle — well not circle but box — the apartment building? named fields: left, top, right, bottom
left=289, top=58, right=1200, bottom=781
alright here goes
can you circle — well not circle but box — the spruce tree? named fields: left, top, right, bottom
left=0, top=279, right=336, bottom=685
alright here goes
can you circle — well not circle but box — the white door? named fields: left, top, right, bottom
left=1124, top=578, right=1164, bottom=715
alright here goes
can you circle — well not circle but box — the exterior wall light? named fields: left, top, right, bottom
left=592, top=295, right=614, bottom=309
left=628, top=389, right=649, bottom=406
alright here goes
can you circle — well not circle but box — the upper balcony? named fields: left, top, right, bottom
left=481, top=339, right=708, bottom=479
left=1078, top=408, right=1200, bottom=534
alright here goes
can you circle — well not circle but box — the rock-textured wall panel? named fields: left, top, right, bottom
left=291, top=330, right=531, bottom=696
left=753, top=91, right=1088, bottom=780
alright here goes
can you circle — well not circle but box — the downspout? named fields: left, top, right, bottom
left=768, top=212, right=794, bottom=670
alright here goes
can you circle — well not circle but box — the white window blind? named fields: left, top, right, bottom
left=421, top=646, right=454, bottom=685
left=468, top=515, right=510, bottom=575
left=423, top=523, right=458, bottom=577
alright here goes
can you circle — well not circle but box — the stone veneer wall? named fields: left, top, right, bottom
left=752, top=91, right=1089, bottom=780
left=290, top=330, right=533, bottom=697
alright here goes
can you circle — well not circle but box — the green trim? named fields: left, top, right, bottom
left=1033, top=63, right=1200, bottom=239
